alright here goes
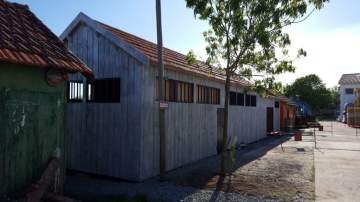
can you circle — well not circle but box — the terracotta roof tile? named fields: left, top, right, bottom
left=0, top=0, right=92, bottom=76
left=99, top=22, right=250, bottom=86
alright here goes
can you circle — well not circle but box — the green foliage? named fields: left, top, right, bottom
left=284, top=74, right=339, bottom=113
left=186, top=50, right=197, bottom=65
left=185, top=0, right=328, bottom=175
left=185, top=0, right=328, bottom=85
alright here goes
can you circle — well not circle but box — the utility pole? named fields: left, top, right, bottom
left=156, top=0, right=166, bottom=180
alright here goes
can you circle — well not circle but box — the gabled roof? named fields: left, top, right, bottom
left=61, top=12, right=251, bottom=87
left=339, top=73, right=360, bottom=85
left=0, top=1, right=92, bottom=76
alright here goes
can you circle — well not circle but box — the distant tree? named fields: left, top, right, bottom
left=185, top=0, right=328, bottom=175
left=284, top=74, right=336, bottom=113
left=328, top=86, right=340, bottom=109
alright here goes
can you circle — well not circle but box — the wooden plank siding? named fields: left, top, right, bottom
left=65, top=24, right=144, bottom=180
left=138, top=65, right=280, bottom=179
left=64, top=23, right=280, bottom=181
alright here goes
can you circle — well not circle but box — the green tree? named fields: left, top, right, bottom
left=185, top=0, right=328, bottom=175
left=329, top=86, right=340, bottom=109
left=284, top=74, right=335, bottom=113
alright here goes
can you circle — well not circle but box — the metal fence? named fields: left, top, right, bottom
left=319, top=120, right=359, bottom=136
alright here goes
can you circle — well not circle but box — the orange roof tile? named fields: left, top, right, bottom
left=99, top=22, right=250, bottom=86
left=0, top=0, right=92, bottom=76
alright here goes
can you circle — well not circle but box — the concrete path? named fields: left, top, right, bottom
left=315, top=122, right=360, bottom=202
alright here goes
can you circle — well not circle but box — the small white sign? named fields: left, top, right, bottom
left=160, top=102, right=168, bottom=109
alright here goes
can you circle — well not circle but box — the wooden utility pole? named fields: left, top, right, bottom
left=156, top=0, right=166, bottom=180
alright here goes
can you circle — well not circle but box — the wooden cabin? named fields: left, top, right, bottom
left=61, top=13, right=280, bottom=181
left=0, top=1, right=92, bottom=194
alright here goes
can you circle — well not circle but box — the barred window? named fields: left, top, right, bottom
left=197, top=85, right=220, bottom=104
left=67, top=81, right=83, bottom=102
left=159, top=79, right=194, bottom=103
left=176, top=81, right=194, bottom=103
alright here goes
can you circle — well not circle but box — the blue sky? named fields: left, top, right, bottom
left=10, top=0, right=360, bottom=87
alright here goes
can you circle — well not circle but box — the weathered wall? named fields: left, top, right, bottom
left=139, top=65, right=280, bottom=180
left=65, top=24, right=144, bottom=180
left=0, top=62, right=65, bottom=194
left=139, top=65, right=223, bottom=179
left=228, top=87, right=280, bottom=144
left=64, top=22, right=280, bottom=182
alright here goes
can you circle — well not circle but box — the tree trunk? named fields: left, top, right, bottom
left=220, top=72, right=231, bottom=176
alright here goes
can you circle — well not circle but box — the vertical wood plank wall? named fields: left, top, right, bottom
left=65, top=24, right=143, bottom=180
left=139, top=65, right=280, bottom=179
left=139, top=66, right=223, bottom=179
left=65, top=23, right=280, bottom=181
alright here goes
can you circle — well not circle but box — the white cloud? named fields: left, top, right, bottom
left=277, top=24, right=360, bottom=87
left=186, top=24, right=360, bottom=88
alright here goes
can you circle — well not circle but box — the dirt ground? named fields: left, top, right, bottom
left=164, top=134, right=315, bottom=201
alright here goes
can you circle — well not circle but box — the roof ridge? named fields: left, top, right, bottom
left=1, top=0, right=29, bottom=9
left=341, top=73, right=360, bottom=75
left=98, top=21, right=224, bottom=72
left=99, top=21, right=191, bottom=58
left=93, top=16, right=251, bottom=86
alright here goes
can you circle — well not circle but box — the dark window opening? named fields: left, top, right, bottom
left=275, top=101, right=279, bottom=108
left=245, top=94, right=251, bottom=106
left=87, top=78, right=120, bottom=103
left=237, top=93, right=244, bottom=106
left=230, top=92, right=245, bottom=106
left=250, top=95, right=257, bottom=107
left=230, top=92, right=237, bottom=105
left=345, top=88, right=354, bottom=94
left=67, top=81, right=83, bottom=102
left=197, top=85, right=220, bottom=104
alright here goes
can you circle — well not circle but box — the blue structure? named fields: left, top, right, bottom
left=292, top=97, right=312, bottom=117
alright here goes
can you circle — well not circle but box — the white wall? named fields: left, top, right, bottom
left=340, top=84, right=360, bottom=113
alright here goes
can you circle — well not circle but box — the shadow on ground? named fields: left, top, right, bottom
left=65, top=133, right=314, bottom=202
left=162, top=134, right=314, bottom=201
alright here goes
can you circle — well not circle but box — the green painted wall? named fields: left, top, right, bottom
left=0, top=62, right=66, bottom=194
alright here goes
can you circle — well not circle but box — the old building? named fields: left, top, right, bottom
left=61, top=13, right=280, bottom=181
left=0, top=1, right=92, bottom=194
left=339, top=73, right=360, bottom=114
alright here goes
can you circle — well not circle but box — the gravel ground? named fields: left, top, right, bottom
left=163, top=134, right=315, bottom=202
left=65, top=134, right=314, bottom=202
left=65, top=174, right=277, bottom=202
